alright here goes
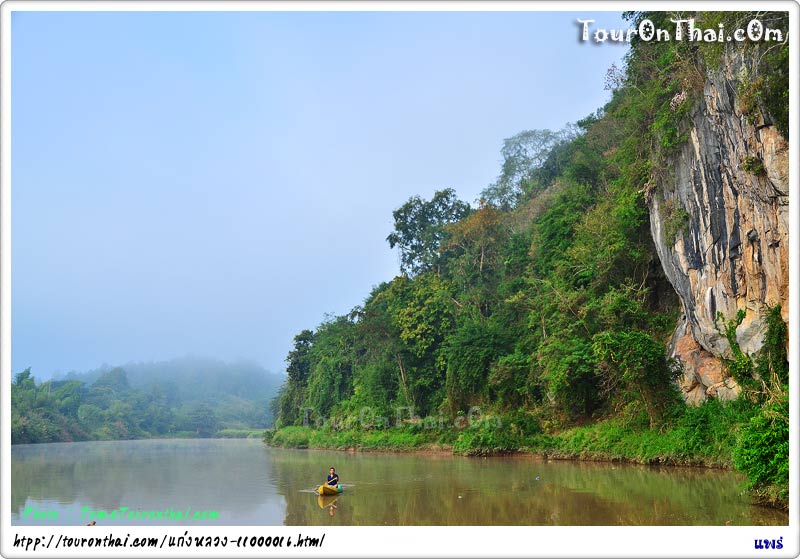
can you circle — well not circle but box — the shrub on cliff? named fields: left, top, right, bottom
left=733, top=392, right=789, bottom=506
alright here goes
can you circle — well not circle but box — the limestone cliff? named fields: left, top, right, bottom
left=647, top=50, right=789, bottom=405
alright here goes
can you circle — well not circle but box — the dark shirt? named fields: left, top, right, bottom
left=327, top=473, right=339, bottom=486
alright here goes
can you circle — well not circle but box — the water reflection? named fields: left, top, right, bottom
left=11, top=440, right=787, bottom=526
left=12, top=439, right=284, bottom=525
left=269, top=449, right=787, bottom=526
left=317, top=495, right=339, bottom=517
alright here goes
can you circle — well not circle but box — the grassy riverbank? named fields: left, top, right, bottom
left=264, top=416, right=734, bottom=466
left=264, top=398, right=788, bottom=510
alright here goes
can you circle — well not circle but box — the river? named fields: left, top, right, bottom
left=11, top=438, right=787, bottom=526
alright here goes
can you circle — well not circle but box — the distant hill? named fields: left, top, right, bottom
left=8, top=356, right=287, bottom=443
left=62, top=356, right=283, bottom=405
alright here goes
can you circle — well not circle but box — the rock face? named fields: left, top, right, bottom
left=648, top=51, right=789, bottom=405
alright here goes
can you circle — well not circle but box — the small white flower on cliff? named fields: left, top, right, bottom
left=670, top=90, right=687, bottom=111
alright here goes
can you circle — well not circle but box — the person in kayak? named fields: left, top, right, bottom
left=327, top=467, right=339, bottom=486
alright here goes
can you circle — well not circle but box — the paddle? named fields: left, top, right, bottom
left=317, top=471, right=340, bottom=494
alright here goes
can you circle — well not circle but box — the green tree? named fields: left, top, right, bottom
left=444, top=316, right=509, bottom=413
left=387, top=188, right=471, bottom=276
left=187, top=402, right=218, bottom=437
left=384, top=274, right=455, bottom=414
left=482, top=127, right=579, bottom=209
left=592, top=330, right=678, bottom=428
left=355, top=284, right=408, bottom=413
left=304, top=316, right=357, bottom=420
left=444, top=200, right=508, bottom=317
left=275, top=330, right=315, bottom=427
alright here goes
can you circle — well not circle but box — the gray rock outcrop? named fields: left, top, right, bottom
left=647, top=51, right=789, bottom=404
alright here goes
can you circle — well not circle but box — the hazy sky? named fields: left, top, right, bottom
left=12, top=10, right=629, bottom=378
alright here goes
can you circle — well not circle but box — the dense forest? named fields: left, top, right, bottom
left=270, top=11, right=790, bottom=507
left=11, top=357, right=281, bottom=443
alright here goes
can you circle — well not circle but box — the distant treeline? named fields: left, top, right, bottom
left=11, top=357, right=282, bottom=444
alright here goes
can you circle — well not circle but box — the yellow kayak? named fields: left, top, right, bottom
left=317, top=484, right=341, bottom=496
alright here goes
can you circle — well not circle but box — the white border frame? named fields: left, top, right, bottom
left=1, top=2, right=797, bottom=557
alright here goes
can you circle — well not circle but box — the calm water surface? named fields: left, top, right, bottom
left=11, top=439, right=787, bottom=526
